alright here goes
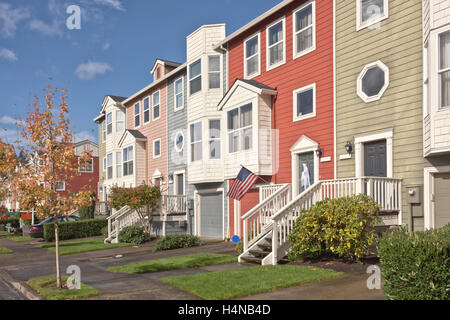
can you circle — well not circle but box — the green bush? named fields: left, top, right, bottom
left=101, top=226, right=108, bottom=238
left=44, top=219, right=107, bottom=242
left=378, top=225, right=449, bottom=300
left=79, top=205, right=95, bottom=220
left=288, top=194, right=380, bottom=261
left=118, top=226, right=150, bottom=245
left=154, top=234, right=201, bottom=251
left=0, top=216, right=20, bottom=228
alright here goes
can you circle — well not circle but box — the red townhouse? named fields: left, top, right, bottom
left=216, top=0, right=335, bottom=238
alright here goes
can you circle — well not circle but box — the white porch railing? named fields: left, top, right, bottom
left=242, top=184, right=291, bottom=252
left=241, top=177, right=403, bottom=265
left=259, top=184, right=287, bottom=202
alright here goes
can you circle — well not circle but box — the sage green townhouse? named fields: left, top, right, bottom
left=334, top=0, right=441, bottom=231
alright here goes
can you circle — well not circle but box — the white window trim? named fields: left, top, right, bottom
left=293, top=83, right=316, bottom=122
left=266, top=16, right=286, bottom=72
left=134, top=102, right=141, bottom=129
left=173, top=169, right=186, bottom=196
left=357, top=60, right=389, bottom=103
left=122, top=146, right=134, bottom=177
left=116, top=110, right=125, bottom=133
left=116, top=151, right=123, bottom=179
left=189, top=58, right=202, bottom=96
left=106, top=153, right=113, bottom=180
left=153, top=138, right=162, bottom=159
left=55, top=181, right=66, bottom=192
left=106, top=112, right=113, bottom=135
left=189, top=121, right=203, bottom=163
left=102, top=121, right=106, bottom=142
left=293, top=1, right=316, bottom=60
left=356, top=0, right=389, bottom=31
left=208, top=119, right=221, bottom=160
left=143, top=96, right=151, bottom=124
left=354, top=128, right=393, bottom=179
left=244, top=32, right=261, bottom=80
left=174, top=77, right=184, bottom=112
left=79, top=157, right=94, bottom=173
left=438, top=29, right=450, bottom=110
left=152, top=90, right=161, bottom=121
left=208, top=55, right=222, bottom=90
left=290, top=135, right=320, bottom=197
left=174, top=130, right=184, bottom=153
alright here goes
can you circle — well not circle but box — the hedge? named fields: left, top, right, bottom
left=154, top=234, right=201, bottom=251
left=118, top=226, right=150, bottom=245
left=0, top=216, right=20, bottom=228
left=44, top=218, right=108, bottom=242
left=378, top=225, right=449, bottom=300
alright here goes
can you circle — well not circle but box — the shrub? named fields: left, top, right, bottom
left=154, top=234, right=201, bottom=251
left=378, top=225, right=449, bottom=300
left=288, top=194, right=380, bottom=261
left=101, top=226, right=108, bottom=238
left=79, top=204, right=95, bottom=220
left=235, top=239, right=243, bottom=254
left=0, top=216, right=20, bottom=228
left=44, top=218, right=107, bottom=242
left=118, top=226, right=150, bottom=245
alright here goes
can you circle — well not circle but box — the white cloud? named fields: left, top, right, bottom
left=102, top=42, right=111, bottom=50
left=0, top=115, right=16, bottom=125
left=0, top=3, right=30, bottom=38
left=0, top=128, right=21, bottom=143
left=75, top=61, right=112, bottom=80
left=74, top=130, right=97, bottom=143
left=93, top=0, right=125, bottom=11
left=0, top=48, right=17, bottom=62
left=28, top=19, right=63, bottom=37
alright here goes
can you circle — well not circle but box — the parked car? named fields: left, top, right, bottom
left=29, top=215, right=80, bottom=238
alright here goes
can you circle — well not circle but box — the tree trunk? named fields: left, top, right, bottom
left=55, top=223, right=62, bottom=289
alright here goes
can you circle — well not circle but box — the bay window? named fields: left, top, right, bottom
left=228, top=103, right=253, bottom=153
left=439, top=30, right=450, bottom=109
left=208, top=56, right=221, bottom=89
left=116, top=110, right=125, bottom=132
left=190, top=122, right=202, bottom=162
left=106, top=112, right=112, bottom=135
left=189, top=59, right=202, bottom=95
left=209, top=120, right=221, bottom=159
left=107, top=153, right=113, bottom=180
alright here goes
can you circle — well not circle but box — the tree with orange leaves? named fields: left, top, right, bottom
left=0, top=138, right=18, bottom=204
left=15, top=84, right=94, bottom=289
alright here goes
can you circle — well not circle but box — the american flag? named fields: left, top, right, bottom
left=227, top=167, right=258, bottom=201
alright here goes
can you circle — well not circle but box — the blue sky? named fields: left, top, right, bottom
left=0, top=0, right=281, bottom=144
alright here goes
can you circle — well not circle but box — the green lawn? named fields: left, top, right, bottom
left=0, top=232, right=38, bottom=242
left=0, top=247, right=13, bottom=254
left=37, top=238, right=133, bottom=255
left=108, top=253, right=237, bottom=274
left=27, top=276, right=100, bottom=300
left=162, top=265, right=345, bottom=300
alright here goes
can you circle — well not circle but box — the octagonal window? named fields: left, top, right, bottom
left=357, top=61, right=389, bottom=103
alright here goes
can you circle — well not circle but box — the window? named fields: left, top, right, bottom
left=174, top=131, right=184, bottom=152
left=153, top=91, right=160, bottom=120
left=123, top=146, right=134, bottom=176
left=116, top=110, right=125, bottom=133
left=439, top=30, right=450, bottom=109
left=208, top=56, right=221, bottom=89
left=209, top=120, right=221, bottom=159
left=357, top=0, right=388, bottom=30
left=174, top=78, right=184, bottom=111
left=103, top=157, right=106, bottom=173
left=244, top=34, right=260, bottom=79
left=190, top=122, right=202, bottom=162
left=293, top=83, right=316, bottom=121
left=153, top=139, right=161, bottom=158
left=227, top=103, right=252, bottom=153
left=143, top=97, right=150, bottom=124
left=106, top=153, right=113, bottom=180
left=134, top=102, right=140, bottom=128
left=102, top=120, right=106, bottom=141
left=294, top=2, right=315, bottom=58
left=189, top=59, right=202, bottom=95
left=116, top=152, right=122, bottom=178
left=357, top=61, right=389, bottom=102
left=79, top=157, right=94, bottom=173
left=55, top=181, right=65, bottom=191
left=106, top=112, right=112, bottom=135
left=266, top=18, right=285, bottom=70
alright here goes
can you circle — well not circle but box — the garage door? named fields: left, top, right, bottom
left=435, top=173, right=450, bottom=228
left=200, top=192, right=223, bottom=238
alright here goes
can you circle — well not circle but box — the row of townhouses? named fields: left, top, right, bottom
left=94, top=0, right=450, bottom=264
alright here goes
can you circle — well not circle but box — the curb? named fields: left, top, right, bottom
left=0, top=270, right=43, bottom=300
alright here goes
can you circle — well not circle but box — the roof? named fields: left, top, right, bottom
left=74, top=139, right=99, bottom=148
left=151, top=59, right=182, bottom=74
left=215, top=0, right=295, bottom=49
left=218, top=79, right=277, bottom=110
left=126, top=129, right=146, bottom=140
left=107, top=95, right=127, bottom=102
left=236, top=79, right=276, bottom=91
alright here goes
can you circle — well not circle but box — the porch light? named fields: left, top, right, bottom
left=168, top=174, right=173, bottom=184
left=345, top=142, right=353, bottom=154
left=315, top=148, right=323, bottom=157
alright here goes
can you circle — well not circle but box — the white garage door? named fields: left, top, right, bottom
left=435, top=173, right=450, bottom=229
left=200, top=192, right=223, bottom=238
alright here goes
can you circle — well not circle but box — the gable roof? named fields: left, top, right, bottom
left=118, top=129, right=147, bottom=148
left=218, top=78, right=277, bottom=110
left=150, top=59, right=182, bottom=75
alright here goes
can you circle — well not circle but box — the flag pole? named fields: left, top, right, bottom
left=240, top=164, right=271, bottom=185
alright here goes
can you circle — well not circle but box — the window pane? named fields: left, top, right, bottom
left=361, top=0, right=384, bottom=23
left=176, top=94, right=183, bottom=108
left=191, top=142, right=202, bottom=161
left=242, top=128, right=252, bottom=150
left=128, top=147, right=133, bottom=160
left=297, top=27, right=313, bottom=53
left=246, top=36, right=258, bottom=58
left=295, top=4, right=312, bottom=31
left=143, top=98, right=149, bottom=122
left=190, top=77, right=201, bottom=94
left=209, top=120, right=220, bottom=139
left=227, top=109, right=239, bottom=130
left=268, top=21, right=283, bottom=46
left=134, top=103, right=140, bottom=115
left=175, top=132, right=184, bottom=151
left=441, top=71, right=450, bottom=108
left=208, top=56, right=220, bottom=72
left=176, top=174, right=184, bottom=195
left=190, top=122, right=202, bottom=142
left=190, top=59, right=201, bottom=78
left=297, top=89, right=314, bottom=116
left=153, top=92, right=160, bottom=105
left=269, top=42, right=283, bottom=65
left=175, top=79, right=183, bottom=94
left=116, top=152, right=122, bottom=178
left=240, top=104, right=252, bottom=127
left=361, top=66, right=385, bottom=97
left=247, top=56, right=258, bottom=77
left=228, top=132, right=239, bottom=153
left=154, top=141, right=161, bottom=156
left=144, top=110, right=150, bottom=123
left=209, top=73, right=220, bottom=89
left=440, top=31, right=450, bottom=70
left=143, top=97, right=149, bottom=111
left=153, top=105, right=160, bottom=119
left=209, top=140, right=221, bottom=159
